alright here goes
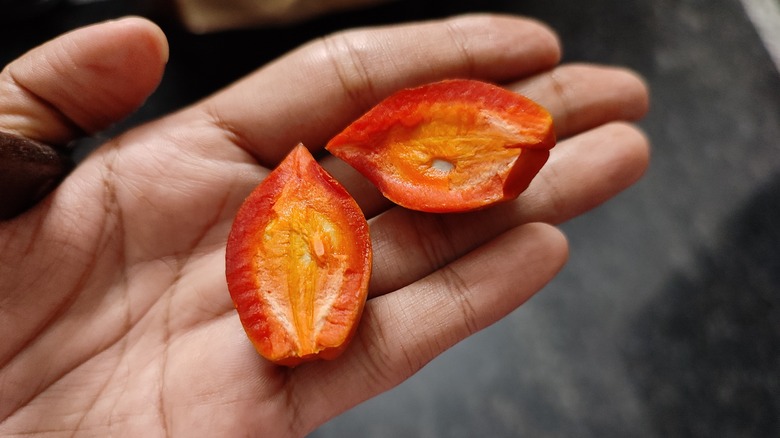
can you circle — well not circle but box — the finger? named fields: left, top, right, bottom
left=0, top=16, right=168, bottom=145
left=186, top=13, right=561, bottom=167
left=320, top=155, right=388, bottom=216
left=509, top=63, right=650, bottom=139
left=319, top=63, right=649, bottom=218
left=367, top=121, right=649, bottom=296
left=288, top=223, right=568, bottom=435
left=507, top=121, right=650, bottom=224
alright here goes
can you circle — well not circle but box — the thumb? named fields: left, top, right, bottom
left=0, top=16, right=168, bottom=219
left=0, top=16, right=168, bottom=144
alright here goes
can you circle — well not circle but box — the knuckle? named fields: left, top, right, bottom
left=318, top=31, right=379, bottom=113
left=439, top=265, right=480, bottom=336
left=410, top=213, right=458, bottom=273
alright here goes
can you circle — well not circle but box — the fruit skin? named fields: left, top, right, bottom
left=326, top=79, right=556, bottom=212
left=225, top=144, right=372, bottom=367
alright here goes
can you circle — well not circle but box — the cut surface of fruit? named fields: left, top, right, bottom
left=225, top=144, right=372, bottom=366
left=326, top=79, right=556, bottom=212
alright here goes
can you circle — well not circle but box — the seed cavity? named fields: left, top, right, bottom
left=431, top=158, right=455, bottom=173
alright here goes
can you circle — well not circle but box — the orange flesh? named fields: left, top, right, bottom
left=383, top=102, right=529, bottom=190
left=226, top=145, right=371, bottom=366
left=326, top=79, right=556, bottom=212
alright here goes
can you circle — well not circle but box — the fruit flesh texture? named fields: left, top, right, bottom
left=226, top=145, right=371, bottom=366
left=326, top=79, right=555, bottom=212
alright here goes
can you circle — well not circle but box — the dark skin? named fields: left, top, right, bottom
left=0, top=15, right=649, bottom=436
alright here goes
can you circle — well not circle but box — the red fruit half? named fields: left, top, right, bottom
left=226, top=144, right=372, bottom=367
left=326, top=79, right=556, bottom=212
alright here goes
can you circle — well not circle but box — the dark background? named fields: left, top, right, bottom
left=2, top=0, right=778, bottom=436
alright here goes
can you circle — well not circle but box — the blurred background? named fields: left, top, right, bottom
left=1, top=0, right=778, bottom=436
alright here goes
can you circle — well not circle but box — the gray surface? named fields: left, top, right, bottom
left=1, top=0, right=778, bottom=436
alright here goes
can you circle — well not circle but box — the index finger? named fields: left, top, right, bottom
left=181, top=14, right=561, bottom=167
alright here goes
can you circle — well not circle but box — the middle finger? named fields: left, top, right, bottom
left=367, top=121, right=650, bottom=296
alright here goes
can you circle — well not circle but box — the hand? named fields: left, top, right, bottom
left=0, top=15, right=649, bottom=436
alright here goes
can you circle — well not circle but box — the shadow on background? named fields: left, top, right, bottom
left=624, top=174, right=780, bottom=437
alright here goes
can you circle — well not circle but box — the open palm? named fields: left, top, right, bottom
left=0, top=15, right=649, bottom=437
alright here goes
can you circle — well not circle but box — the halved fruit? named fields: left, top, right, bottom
left=326, top=79, right=556, bottom=212
left=225, top=144, right=372, bottom=367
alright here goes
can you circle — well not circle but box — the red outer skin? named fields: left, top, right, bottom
left=326, top=79, right=556, bottom=212
left=225, top=145, right=372, bottom=367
